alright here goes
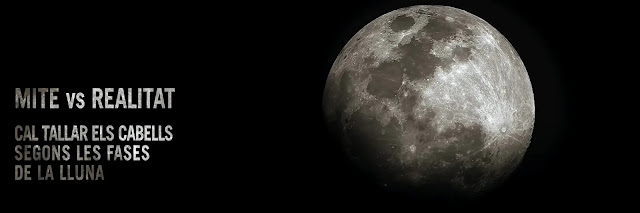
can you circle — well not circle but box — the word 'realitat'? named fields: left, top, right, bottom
left=92, top=88, right=174, bottom=109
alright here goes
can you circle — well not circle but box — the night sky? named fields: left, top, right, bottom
left=3, top=0, right=634, bottom=210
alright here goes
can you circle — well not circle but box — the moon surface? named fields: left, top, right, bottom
left=323, top=5, right=535, bottom=197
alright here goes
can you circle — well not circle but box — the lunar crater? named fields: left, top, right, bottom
left=389, top=15, right=416, bottom=32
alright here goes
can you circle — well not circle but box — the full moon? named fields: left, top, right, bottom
left=323, top=6, right=535, bottom=198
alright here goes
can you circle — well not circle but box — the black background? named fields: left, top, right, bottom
left=3, top=0, right=635, bottom=209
